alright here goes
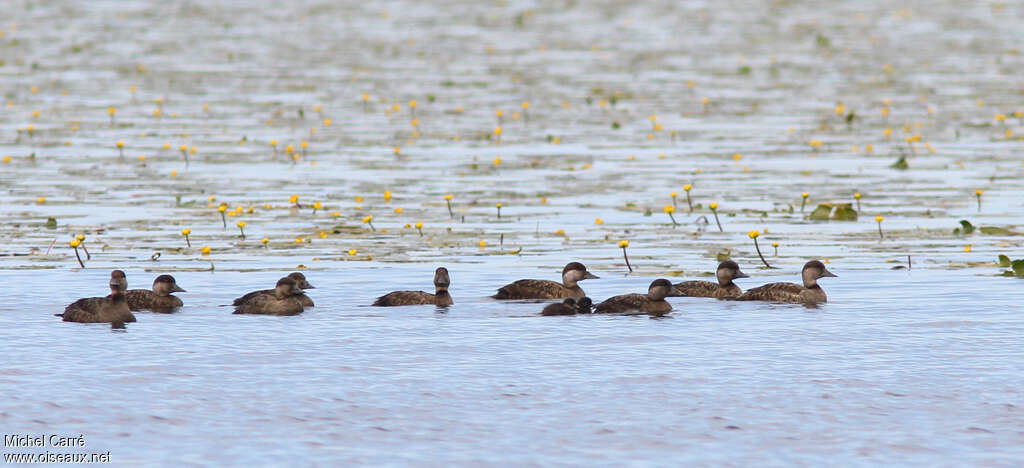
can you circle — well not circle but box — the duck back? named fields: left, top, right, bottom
left=671, top=280, right=742, bottom=298
left=373, top=290, right=452, bottom=307
left=594, top=294, right=671, bottom=315
left=233, top=295, right=304, bottom=316
left=125, top=290, right=183, bottom=312
left=735, top=282, right=826, bottom=303
left=62, top=295, right=136, bottom=323
left=493, top=279, right=582, bottom=300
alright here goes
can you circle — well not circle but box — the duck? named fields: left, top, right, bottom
left=373, top=267, right=453, bottom=306
left=232, top=272, right=315, bottom=307
left=670, top=260, right=749, bottom=298
left=125, top=274, right=186, bottom=312
left=492, top=262, right=599, bottom=299
left=733, top=260, right=837, bottom=304
left=594, top=279, right=673, bottom=315
left=541, top=297, right=593, bottom=316
left=58, top=270, right=136, bottom=324
left=233, top=277, right=304, bottom=316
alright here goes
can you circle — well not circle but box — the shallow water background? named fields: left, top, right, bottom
left=1, top=0, right=1023, bottom=465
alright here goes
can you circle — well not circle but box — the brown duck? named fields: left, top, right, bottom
left=734, top=260, right=837, bottom=304
left=493, top=262, right=599, bottom=299
left=58, top=270, right=136, bottom=324
left=232, top=272, right=315, bottom=307
left=670, top=260, right=749, bottom=298
left=541, top=297, right=593, bottom=316
left=233, top=277, right=304, bottom=316
left=373, top=267, right=453, bottom=306
left=126, top=274, right=186, bottom=312
left=594, top=279, right=673, bottom=315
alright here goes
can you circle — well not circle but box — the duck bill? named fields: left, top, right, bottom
left=734, top=270, right=750, bottom=279
left=583, top=272, right=599, bottom=279
left=172, top=285, right=187, bottom=293
left=821, top=268, right=838, bottom=278
left=302, top=282, right=316, bottom=289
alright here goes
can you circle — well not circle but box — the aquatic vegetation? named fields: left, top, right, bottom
left=748, top=230, right=772, bottom=268
left=709, top=203, right=723, bottom=232
left=69, top=239, right=84, bottom=268
left=664, top=205, right=678, bottom=227
left=683, top=184, right=693, bottom=212
left=237, top=221, right=246, bottom=239
left=619, top=240, right=632, bottom=272
left=876, top=216, right=885, bottom=239
left=809, top=203, right=858, bottom=221
left=997, top=255, right=1024, bottom=277
left=181, top=228, right=192, bottom=248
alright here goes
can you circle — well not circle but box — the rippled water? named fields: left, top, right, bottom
left=2, top=0, right=1024, bottom=465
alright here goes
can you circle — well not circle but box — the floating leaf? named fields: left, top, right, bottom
left=889, top=156, right=908, bottom=170
left=809, top=203, right=832, bottom=220
left=44, top=217, right=57, bottom=229
left=998, top=255, right=1012, bottom=267
left=831, top=203, right=858, bottom=221
left=979, top=226, right=1014, bottom=235
left=956, top=220, right=975, bottom=235
left=1013, top=260, right=1024, bottom=277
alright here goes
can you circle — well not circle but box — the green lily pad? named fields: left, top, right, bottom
left=998, top=255, right=1012, bottom=267
left=1013, top=260, right=1024, bottom=277
left=809, top=203, right=832, bottom=220
left=979, top=226, right=1014, bottom=235
left=955, top=220, right=975, bottom=235
left=831, top=203, right=858, bottom=221
left=889, top=156, right=909, bottom=170
left=44, top=217, right=57, bottom=229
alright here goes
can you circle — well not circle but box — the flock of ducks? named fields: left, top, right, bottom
left=57, top=260, right=837, bottom=326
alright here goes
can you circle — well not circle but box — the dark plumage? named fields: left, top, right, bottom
left=670, top=260, right=749, bottom=298
left=58, top=270, right=136, bottom=324
left=594, top=279, right=673, bottom=315
left=125, top=274, right=186, bottom=312
left=373, top=267, right=453, bottom=306
left=493, top=262, right=599, bottom=299
left=233, top=277, right=304, bottom=316
left=541, top=297, right=593, bottom=316
left=734, top=260, right=837, bottom=304
left=232, top=272, right=315, bottom=307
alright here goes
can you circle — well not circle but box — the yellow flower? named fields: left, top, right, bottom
left=363, top=215, right=373, bottom=223
left=179, top=144, right=187, bottom=151
left=181, top=228, right=191, bottom=235
left=709, top=202, right=718, bottom=210
left=324, top=119, right=332, bottom=126
left=261, top=237, right=269, bottom=245
left=409, top=100, right=417, bottom=108
left=478, top=240, right=487, bottom=247
left=664, top=205, right=675, bottom=213
left=802, top=192, right=809, bottom=198
left=444, top=194, right=453, bottom=201
left=394, top=207, right=403, bottom=214
left=393, top=147, right=401, bottom=155
left=285, top=145, right=294, bottom=154
left=995, top=114, right=1006, bottom=122
left=595, top=218, right=604, bottom=225
left=237, top=221, right=246, bottom=228
left=494, top=127, right=502, bottom=136
left=522, top=101, right=530, bottom=109
left=495, top=202, right=502, bottom=208
left=301, top=141, right=308, bottom=149
left=318, top=231, right=327, bottom=239
left=348, top=249, right=358, bottom=256
left=963, top=244, right=972, bottom=252
left=732, top=153, right=741, bottom=160
left=670, top=191, right=678, bottom=197
left=771, top=242, right=779, bottom=247
left=76, top=234, right=85, bottom=241
left=683, top=184, right=692, bottom=192
left=355, top=195, right=363, bottom=202
left=36, top=196, right=45, bottom=204
left=875, top=216, right=884, bottom=222
left=975, top=189, right=983, bottom=196
left=108, top=106, right=116, bottom=115
left=384, top=191, right=392, bottom=201
left=748, top=230, right=760, bottom=239
left=854, top=192, right=861, bottom=199
left=618, top=240, right=629, bottom=248
left=2, top=156, right=10, bottom=163
left=201, top=246, right=211, bottom=255
left=289, top=194, right=299, bottom=204
left=314, top=201, right=323, bottom=210
left=70, top=239, right=81, bottom=248
left=217, top=205, right=227, bottom=213
left=295, top=237, right=304, bottom=243
left=415, top=222, right=423, bottom=229
left=116, top=140, right=125, bottom=148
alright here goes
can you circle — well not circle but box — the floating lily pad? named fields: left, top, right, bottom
left=998, top=255, right=1012, bottom=267
left=809, top=203, right=832, bottom=220
left=44, top=217, right=57, bottom=229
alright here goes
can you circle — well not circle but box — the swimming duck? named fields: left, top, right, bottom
left=541, top=297, right=593, bottom=316
left=373, top=267, right=453, bottom=306
left=594, top=279, right=673, bottom=315
left=493, top=262, right=599, bottom=299
left=125, top=274, right=186, bottom=312
left=734, top=260, right=837, bottom=304
left=233, top=277, right=304, bottom=316
left=58, top=270, right=136, bottom=324
left=232, top=272, right=315, bottom=307
left=670, top=260, right=749, bottom=298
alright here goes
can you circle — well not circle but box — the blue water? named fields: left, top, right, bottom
left=2, top=267, right=1022, bottom=466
